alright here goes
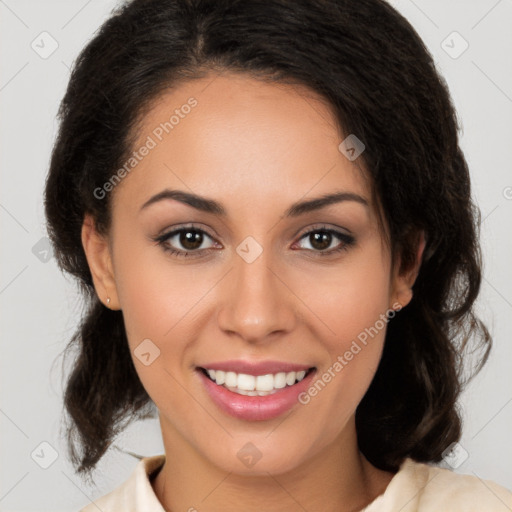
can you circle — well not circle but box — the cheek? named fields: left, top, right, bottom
left=112, top=231, right=208, bottom=345
left=111, top=237, right=231, bottom=417
left=293, top=249, right=392, bottom=435
left=112, top=245, right=209, bottom=413
left=295, top=242, right=392, bottom=348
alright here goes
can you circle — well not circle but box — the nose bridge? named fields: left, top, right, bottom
left=217, top=238, right=296, bottom=341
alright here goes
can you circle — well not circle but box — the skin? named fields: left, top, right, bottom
left=82, top=72, right=425, bottom=512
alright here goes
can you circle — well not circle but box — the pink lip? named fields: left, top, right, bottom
left=197, top=360, right=313, bottom=376
left=196, top=367, right=317, bottom=421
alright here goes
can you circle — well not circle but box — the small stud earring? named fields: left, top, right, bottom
left=106, top=297, right=111, bottom=306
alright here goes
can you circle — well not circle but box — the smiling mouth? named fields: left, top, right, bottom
left=198, top=367, right=316, bottom=396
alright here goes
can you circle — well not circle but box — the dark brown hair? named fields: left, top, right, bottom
left=44, top=0, right=491, bottom=482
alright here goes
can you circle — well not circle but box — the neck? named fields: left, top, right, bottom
left=152, top=415, right=394, bottom=512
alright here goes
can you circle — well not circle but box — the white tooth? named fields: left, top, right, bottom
left=215, top=370, right=225, bottom=385
left=255, top=374, right=275, bottom=391
left=274, top=372, right=287, bottom=389
left=211, top=368, right=310, bottom=391
left=225, top=371, right=237, bottom=388
left=237, top=373, right=256, bottom=391
left=236, top=389, right=249, bottom=395
left=257, top=390, right=271, bottom=396
left=285, top=371, right=297, bottom=386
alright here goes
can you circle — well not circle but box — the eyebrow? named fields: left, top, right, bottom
left=140, top=189, right=369, bottom=217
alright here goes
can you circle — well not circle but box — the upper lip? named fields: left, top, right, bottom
left=197, top=360, right=315, bottom=376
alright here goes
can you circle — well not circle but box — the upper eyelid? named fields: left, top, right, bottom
left=156, top=224, right=217, bottom=242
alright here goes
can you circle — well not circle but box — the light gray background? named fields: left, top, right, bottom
left=1, top=0, right=511, bottom=510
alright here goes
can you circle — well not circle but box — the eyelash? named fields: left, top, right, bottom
left=153, top=224, right=355, bottom=259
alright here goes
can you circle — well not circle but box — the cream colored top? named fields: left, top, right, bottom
left=79, top=454, right=512, bottom=511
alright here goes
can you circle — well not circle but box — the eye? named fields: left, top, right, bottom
left=294, top=226, right=355, bottom=256
left=154, top=225, right=218, bottom=259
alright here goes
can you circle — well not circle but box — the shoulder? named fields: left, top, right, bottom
left=78, top=454, right=166, bottom=512
left=363, top=458, right=512, bottom=512
left=409, top=460, right=512, bottom=510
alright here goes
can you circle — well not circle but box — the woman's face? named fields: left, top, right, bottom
left=84, top=72, right=414, bottom=475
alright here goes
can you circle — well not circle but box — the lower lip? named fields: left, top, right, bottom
left=197, top=368, right=316, bottom=421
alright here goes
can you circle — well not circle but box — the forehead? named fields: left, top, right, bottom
left=114, top=72, right=372, bottom=219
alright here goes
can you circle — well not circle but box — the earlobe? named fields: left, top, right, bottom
left=81, top=214, right=120, bottom=309
left=391, top=230, right=426, bottom=309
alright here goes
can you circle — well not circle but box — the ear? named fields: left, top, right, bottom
left=81, top=214, right=120, bottom=309
left=390, top=230, right=426, bottom=310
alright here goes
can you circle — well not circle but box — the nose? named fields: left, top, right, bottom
left=216, top=247, right=298, bottom=344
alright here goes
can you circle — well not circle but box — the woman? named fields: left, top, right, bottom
left=44, top=0, right=512, bottom=510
